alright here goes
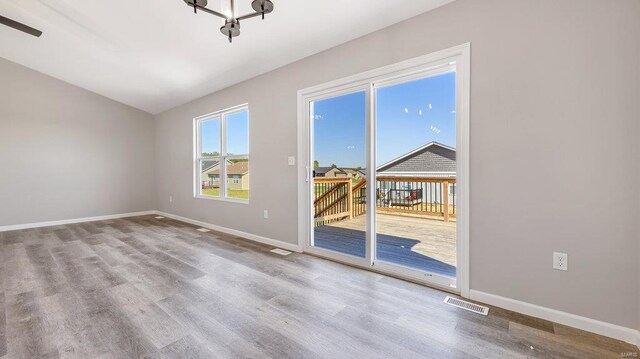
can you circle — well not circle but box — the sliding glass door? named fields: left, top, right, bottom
left=300, top=46, right=469, bottom=293
left=373, top=72, right=457, bottom=285
left=310, top=90, right=368, bottom=259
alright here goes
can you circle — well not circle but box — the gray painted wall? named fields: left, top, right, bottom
left=154, top=0, right=640, bottom=329
left=0, top=57, right=156, bottom=226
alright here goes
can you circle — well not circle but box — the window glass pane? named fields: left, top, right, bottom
left=311, top=91, right=367, bottom=258
left=375, top=71, right=457, bottom=278
left=226, top=110, right=249, bottom=155
left=225, top=157, right=249, bottom=200
left=201, top=117, right=221, bottom=157
left=200, top=159, right=221, bottom=197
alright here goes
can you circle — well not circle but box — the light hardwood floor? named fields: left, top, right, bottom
left=0, top=215, right=636, bottom=358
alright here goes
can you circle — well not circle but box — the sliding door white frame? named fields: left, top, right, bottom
left=304, top=85, right=372, bottom=269
left=297, top=43, right=470, bottom=296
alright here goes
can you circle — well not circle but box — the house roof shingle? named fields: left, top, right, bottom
left=377, top=142, right=456, bottom=177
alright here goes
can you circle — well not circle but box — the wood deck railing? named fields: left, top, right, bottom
left=313, top=178, right=352, bottom=225
left=376, top=176, right=456, bottom=221
left=314, top=176, right=456, bottom=226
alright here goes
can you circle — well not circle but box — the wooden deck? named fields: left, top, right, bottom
left=314, top=213, right=456, bottom=278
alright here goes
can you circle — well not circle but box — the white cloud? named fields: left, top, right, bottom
left=314, top=114, right=324, bottom=120
left=428, top=104, right=433, bottom=110
left=430, top=125, right=441, bottom=134
left=418, top=110, right=423, bottom=116
left=347, top=145, right=355, bottom=150
left=404, top=107, right=409, bottom=113
left=450, top=110, right=456, bottom=114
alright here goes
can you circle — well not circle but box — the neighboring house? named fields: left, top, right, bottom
left=314, top=142, right=456, bottom=204
left=202, top=161, right=249, bottom=190
left=377, top=141, right=456, bottom=178
left=315, top=167, right=366, bottom=179
left=376, top=142, right=456, bottom=205
left=342, top=169, right=366, bottom=179
left=314, top=167, right=347, bottom=178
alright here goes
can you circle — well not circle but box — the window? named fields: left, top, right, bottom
left=196, top=105, right=249, bottom=201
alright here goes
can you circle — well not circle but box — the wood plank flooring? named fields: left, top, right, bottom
left=0, top=215, right=636, bottom=358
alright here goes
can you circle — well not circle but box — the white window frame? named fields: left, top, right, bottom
left=194, top=104, right=249, bottom=203
left=297, top=43, right=470, bottom=297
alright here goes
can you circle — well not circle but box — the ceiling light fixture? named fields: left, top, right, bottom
left=183, top=0, right=274, bottom=43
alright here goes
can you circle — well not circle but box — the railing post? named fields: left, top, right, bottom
left=442, top=180, right=450, bottom=222
left=348, top=180, right=354, bottom=219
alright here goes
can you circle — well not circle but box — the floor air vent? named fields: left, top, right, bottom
left=270, top=248, right=292, bottom=256
left=443, top=296, right=489, bottom=315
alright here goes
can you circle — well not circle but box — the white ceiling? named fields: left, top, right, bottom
left=0, top=0, right=453, bottom=114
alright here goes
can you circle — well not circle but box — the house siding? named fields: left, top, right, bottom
left=202, top=161, right=249, bottom=190
left=242, top=173, right=249, bottom=190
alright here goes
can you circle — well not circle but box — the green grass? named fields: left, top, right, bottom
left=202, top=188, right=249, bottom=200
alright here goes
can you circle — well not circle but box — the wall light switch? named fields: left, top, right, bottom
left=263, top=210, right=269, bottom=219
left=288, top=156, right=296, bottom=166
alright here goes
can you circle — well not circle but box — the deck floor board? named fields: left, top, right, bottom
left=314, top=213, right=457, bottom=277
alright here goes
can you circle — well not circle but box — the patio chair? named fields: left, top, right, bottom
left=388, top=188, right=423, bottom=207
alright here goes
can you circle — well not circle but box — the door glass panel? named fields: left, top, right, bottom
left=312, top=91, right=367, bottom=258
left=375, top=72, right=457, bottom=278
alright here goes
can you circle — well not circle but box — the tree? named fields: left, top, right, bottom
left=331, top=164, right=337, bottom=168
left=313, top=160, right=320, bottom=169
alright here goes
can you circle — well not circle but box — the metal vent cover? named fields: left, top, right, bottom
left=270, top=248, right=292, bottom=256
left=443, top=296, right=490, bottom=315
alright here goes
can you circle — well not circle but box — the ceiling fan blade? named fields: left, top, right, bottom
left=0, top=15, right=42, bottom=37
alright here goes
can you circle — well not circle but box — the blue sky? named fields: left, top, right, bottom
left=201, top=73, right=455, bottom=167
left=201, top=110, right=249, bottom=156
left=313, top=72, right=456, bottom=168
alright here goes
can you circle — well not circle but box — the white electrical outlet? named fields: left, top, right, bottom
left=288, top=156, right=296, bottom=166
left=169, top=196, right=173, bottom=203
left=553, top=252, right=568, bottom=271
left=263, top=210, right=269, bottom=219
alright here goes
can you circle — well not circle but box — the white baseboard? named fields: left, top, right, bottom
left=0, top=209, right=303, bottom=253
left=155, top=211, right=302, bottom=253
left=470, top=290, right=639, bottom=347
left=0, top=211, right=156, bottom=232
